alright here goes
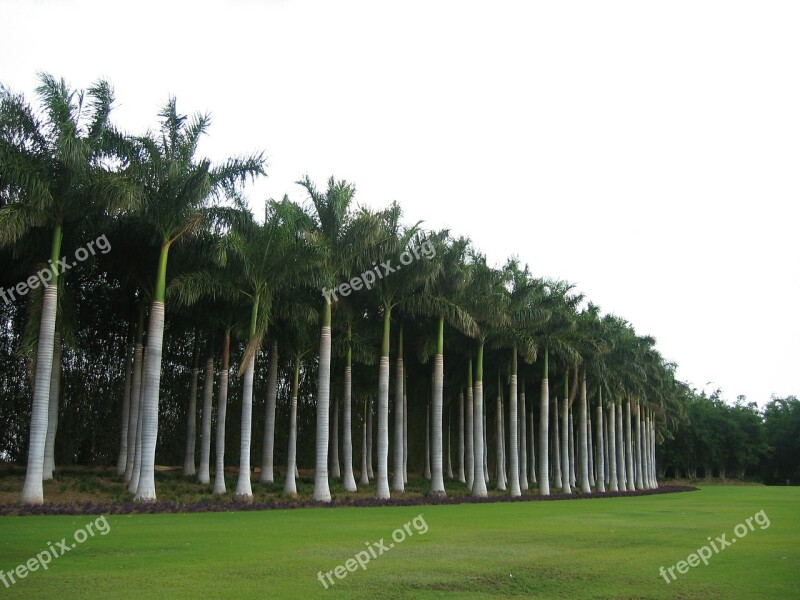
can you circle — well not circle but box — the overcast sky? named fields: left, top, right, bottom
left=3, top=0, right=798, bottom=405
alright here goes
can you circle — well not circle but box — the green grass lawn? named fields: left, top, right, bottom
left=0, top=486, right=797, bottom=599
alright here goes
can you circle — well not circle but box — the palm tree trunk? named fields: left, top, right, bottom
left=124, top=304, right=145, bottom=483
left=260, top=340, right=279, bottom=483
left=458, top=391, right=465, bottom=483
left=284, top=354, right=301, bottom=496
left=234, top=300, right=260, bottom=502
left=424, top=404, right=431, bottom=480
left=578, top=373, right=591, bottom=493
left=634, top=399, right=643, bottom=490
left=587, top=411, right=595, bottom=488
left=466, top=371, right=475, bottom=491
left=21, top=227, right=62, bottom=504
left=496, top=388, right=506, bottom=491
left=342, top=356, right=357, bottom=492
left=651, top=414, right=658, bottom=488
left=553, top=396, right=562, bottom=489
left=392, top=328, right=405, bottom=492
left=595, top=401, right=606, bottom=492
left=366, top=398, right=374, bottom=478
left=403, top=386, right=408, bottom=484
left=116, top=340, right=134, bottom=475
left=446, top=415, right=454, bottom=479
left=569, top=406, right=576, bottom=487
left=561, top=392, right=571, bottom=494
left=360, top=396, right=370, bottom=485
left=234, top=352, right=255, bottom=501
left=375, top=306, right=391, bottom=499
left=471, top=344, right=488, bottom=497
left=430, top=317, right=445, bottom=495
left=607, top=402, right=618, bottom=491
left=128, top=348, right=147, bottom=493
left=134, top=296, right=165, bottom=502
left=213, top=330, right=230, bottom=495
left=483, top=410, right=489, bottom=485
left=330, top=396, right=341, bottom=478
left=198, top=355, right=214, bottom=484
left=519, top=381, right=528, bottom=491
left=43, top=330, right=62, bottom=481
left=615, top=400, right=626, bottom=491
left=625, top=397, right=635, bottom=491
left=529, top=408, right=537, bottom=484
left=537, top=350, right=550, bottom=495
left=182, top=336, right=200, bottom=477
left=507, top=349, right=520, bottom=496
left=313, top=301, right=332, bottom=502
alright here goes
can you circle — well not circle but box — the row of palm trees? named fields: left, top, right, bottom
left=0, top=74, right=684, bottom=505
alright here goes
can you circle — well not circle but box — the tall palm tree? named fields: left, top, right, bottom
left=0, top=74, right=128, bottom=504
left=297, top=175, right=379, bottom=502
left=404, top=234, right=475, bottom=496
left=129, top=98, right=264, bottom=501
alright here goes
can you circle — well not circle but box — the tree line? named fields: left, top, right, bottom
left=2, top=73, right=786, bottom=507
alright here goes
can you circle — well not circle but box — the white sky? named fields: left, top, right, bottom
left=3, top=0, right=798, bottom=405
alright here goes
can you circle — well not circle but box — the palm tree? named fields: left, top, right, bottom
left=404, top=234, right=475, bottom=496
left=297, top=175, right=378, bottom=502
left=0, top=74, right=128, bottom=504
left=129, top=98, right=264, bottom=501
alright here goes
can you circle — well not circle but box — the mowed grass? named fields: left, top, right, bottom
left=0, top=486, right=797, bottom=599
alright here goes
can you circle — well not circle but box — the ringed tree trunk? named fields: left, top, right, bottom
left=375, top=305, right=392, bottom=499
left=651, top=414, right=658, bottom=488
left=578, top=372, right=591, bottom=493
left=507, top=347, right=520, bottom=496
left=125, top=303, right=145, bottom=483
left=182, top=341, right=200, bottom=477
left=519, top=377, right=528, bottom=491
left=465, top=362, right=474, bottom=491
left=553, top=396, right=562, bottom=489
left=430, top=317, right=446, bottom=495
left=587, top=411, right=595, bottom=488
left=392, top=327, right=405, bottom=491
left=569, top=404, right=576, bottom=487
left=135, top=241, right=172, bottom=502
left=330, top=396, right=340, bottom=478
left=537, top=348, right=550, bottom=495
left=607, top=401, right=618, bottom=491
left=116, top=339, right=134, bottom=475
left=313, top=300, right=333, bottom=502
left=595, top=395, right=606, bottom=492
left=198, top=354, right=215, bottom=484
left=284, top=354, right=301, bottom=496
left=458, top=391, right=465, bottom=483
left=128, top=348, right=147, bottom=493
left=424, top=404, right=431, bottom=480
left=634, top=399, right=644, bottom=490
left=446, top=414, right=454, bottom=479
left=561, top=373, right=571, bottom=494
left=260, top=339, right=279, bottom=483
left=624, top=397, right=635, bottom=491
left=234, top=300, right=261, bottom=502
left=403, top=383, right=408, bottom=484
left=43, top=330, right=63, bottom=481
left=366, top=397, right=374, bottom=478
left=213, top=330, right=231, bottom=495
left=342, top=327, right=357, bottom=492
left=529, top=407, right=536, bottom=484
left=615, top=399, right=626, bottom=491
left=21, top=226, right=62, bottom=505
left=360, top=396, right=370, bottom=485
left=495, top=379, right=506, bottom=491
left=471, top=342, right=488, bottom=497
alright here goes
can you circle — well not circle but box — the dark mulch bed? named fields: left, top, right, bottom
left=1, top=485, right=699, bottom=516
